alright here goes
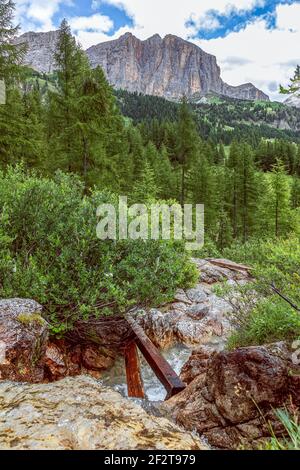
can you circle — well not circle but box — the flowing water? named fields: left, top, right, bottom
left=100, top=343, right=191, bottom=402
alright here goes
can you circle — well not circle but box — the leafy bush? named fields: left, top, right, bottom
left=227, top=298, right=300, bottom=349
left=0, top=166, right=197, bottom=335
left=218, top=237, right=300, bottom=348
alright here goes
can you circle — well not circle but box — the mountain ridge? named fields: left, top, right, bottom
left=15, top=30, right=269, bottom=102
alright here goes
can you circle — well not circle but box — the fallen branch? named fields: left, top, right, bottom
left=208, top=259, right=252, bottom=273
left=271, top=283, right=300, bottom=313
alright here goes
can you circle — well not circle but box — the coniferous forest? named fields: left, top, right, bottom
left=0, top=2, right=300, bottom=337
left=0, top=0, right=300, bottom=453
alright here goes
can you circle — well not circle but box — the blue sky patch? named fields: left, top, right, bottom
left=53, top=1, right=133, bottom=36
left=189, top=0, right=300, bottom=40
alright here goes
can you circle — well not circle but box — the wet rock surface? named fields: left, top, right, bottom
left=133, top=259, right=251, bottom=349
left=44, top=341, right=117, bottom=381
left=161, top=342, right=300, bottom=449
left=0, top=299, right=48, bottom=383
left=0, top=376, right=208, bottom=450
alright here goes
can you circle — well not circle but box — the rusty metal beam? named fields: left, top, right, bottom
left=124, top=341, right=145, bottom=399
left=126, top=316, right=186, bottom=400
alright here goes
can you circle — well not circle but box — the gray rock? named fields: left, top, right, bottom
left=133, top=259, right=251, bottom=349
left=0, top=376, right=208, bottom=450
left=13, top=31, right=59, bottom=73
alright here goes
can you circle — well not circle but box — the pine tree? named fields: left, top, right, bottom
left=0, top=87, right=25, bottom=165
left=187, top=145, right=218, bottom=234
left=291, top=176, right=300, bottom=209
left=47, top=19, right=89, bottom=173
left=0, top=86, right=46, bottom=167
left=0, top=0, right=26, bottom=84
left=176, top=96, right=199, bottom=206
left=227, top=140, right=240, bottom=238
left=132, top=160, right=158, bottom=203
left=155, top=145, right=175, bottom=200
left=267, top=160, right=292, bottom=237
left=280, top=65, right=300, bottom=96
left=226, top=141, right=257, bottom=242
left=237, top=143, right=257, bottom=243
left=73, top=66, right=126, bottom=188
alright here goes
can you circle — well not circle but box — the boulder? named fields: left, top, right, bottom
left=162, top=342, right=300, bottom=449
left=180, top=346, right=216, bottom=385
left=133, top=259, right=251, bottom=349
left=0, top=376, right=208, bottom=450
left=0, top=299, right=48, bottom=383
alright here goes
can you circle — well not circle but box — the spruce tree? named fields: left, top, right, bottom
left=267, top=160, right=292, bottom=237
left=47, top=19, right=89, bottom=172
left=280, top=65, right=300, bottom=96
left=0, top=0, right=26, bottom=84
left=291, top=176, right=300, bottom=209
left=132, top=160, right=158, bottom=203
left=237, top=143, right=257, bottom=243
left=187, top=145, right=218, bottom=234
left=227, top=140, right=240, bottom=238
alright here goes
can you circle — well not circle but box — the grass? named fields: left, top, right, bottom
left=262, top=409, right=300, bottom=450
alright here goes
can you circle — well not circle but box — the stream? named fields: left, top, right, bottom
left=100, top=344, right=192, bottom=402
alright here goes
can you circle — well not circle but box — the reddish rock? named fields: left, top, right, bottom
left=162, top=342, right=300, bottom=449
left=180, top=346, right=216, bottom=385
left=44, top=340, right=117, bottom=381
left=81, top=345, right=116, bottom=371
left=0, top=299, right=48, bottom=383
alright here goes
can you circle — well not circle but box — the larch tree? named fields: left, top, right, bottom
left=176, top=96, right=199, bottom=206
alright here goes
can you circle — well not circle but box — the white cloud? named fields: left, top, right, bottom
left=95, top=0, right=261, bottom=39
left=69, top=13, right=114, bottom=47
left=70, top=13, right=113, bottom=32
left=276, top=3, right=300, bottom=32
left=15, top=1, right=72, bottom=31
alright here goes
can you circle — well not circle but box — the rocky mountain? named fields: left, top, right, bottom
left=87, top=33, right=269, bottom=101
left=15, top=30, right=269, bottom=102
left=284, top=82, right=300, bottom=108
left=14, top=31, right=59, bottom=74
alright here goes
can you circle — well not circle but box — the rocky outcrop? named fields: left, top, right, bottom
left=0, top=299, right=119, bottom=383
left=132, top=259, right=251, bottom=349
left=15, top=30, right=269, bottom=101
left=284, top=92, right=300, bottom=108
left=0, top=376, right=208, bottom=450
left=87, top=33, right=269, bottom=101
left=14, top=31, right=59, bottom=74
left=162, top=342, right=300, bottom=449
left=0, top=299, right=48, bottom=382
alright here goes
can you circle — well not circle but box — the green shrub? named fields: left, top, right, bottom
left=219, top=237, right=300, bottom=348
left=0, top=166, right=197, bottom=334
left=227, top=298, right=300, bottom=349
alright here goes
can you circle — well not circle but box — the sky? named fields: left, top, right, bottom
left=14, top=0, right=300, bottom=101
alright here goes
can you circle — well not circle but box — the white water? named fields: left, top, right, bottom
left=100, top=344, right=191, bottom=402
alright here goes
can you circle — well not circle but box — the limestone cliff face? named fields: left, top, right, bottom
left=15, top=30, right=269, bottom=101
left=13, top=31, right=59, bottom=74
left=86, top=33, right=269, bottom=101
